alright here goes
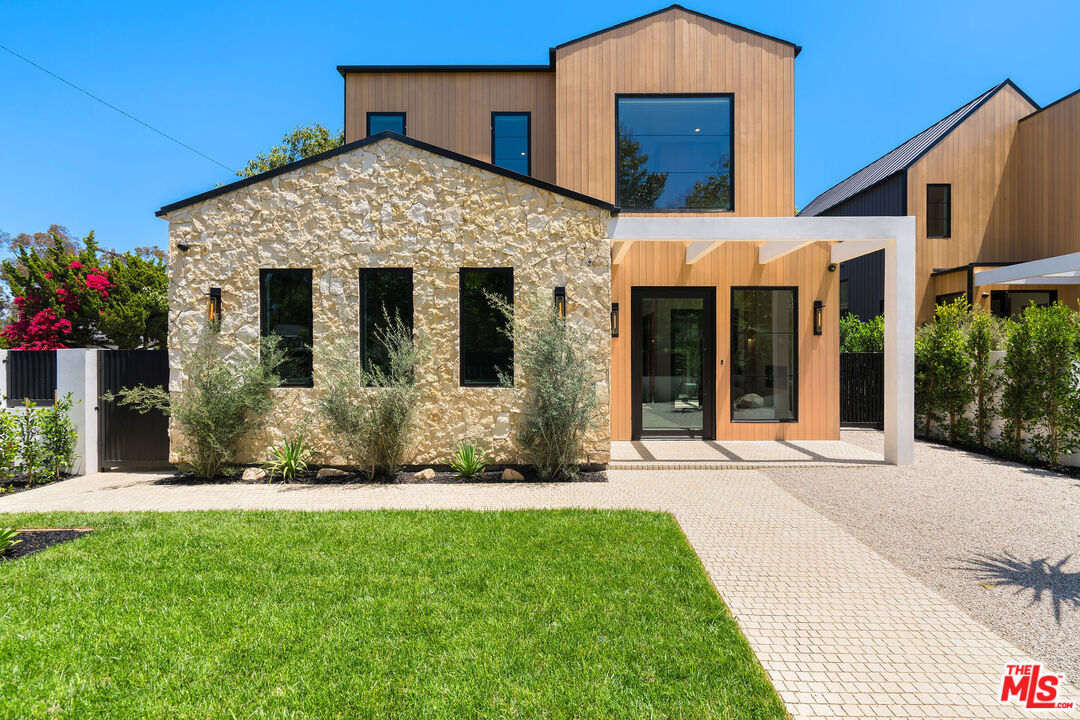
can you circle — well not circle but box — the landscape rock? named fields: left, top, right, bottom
left=413, top=468, right=436, bottom=480
left=501, top=468, right=525, bottom=481
left=316, top=467, right=348, bottom=479
left=241, top=467, right=267, bottom=481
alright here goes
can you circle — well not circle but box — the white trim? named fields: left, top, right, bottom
left=831, top=240, right=886, bottom=263
left=606, top=215, right=907, bottom=241
left=758, top=239, right=813, bottom=263
left=974, top=252, right=1080, bottom=286
left=686, top=240, right=723, bottom=264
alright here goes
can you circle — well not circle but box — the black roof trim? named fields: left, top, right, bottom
left=336, top=64, right=553, bottom=76
left=553, top=4, right=801, bottom=56
left=800, top=79, right=1036, bottom=217
left=1019, top=85, right=1080, bottom=122
left=930, top=261, right=1015, bottom=277
left=157, top=131, right=613, bottom=217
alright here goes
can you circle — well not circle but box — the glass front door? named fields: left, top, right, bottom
left=631, top=287, right=716, bottom=439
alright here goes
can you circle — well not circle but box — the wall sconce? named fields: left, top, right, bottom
left=813, top=300, right=824, bottom=336
left=610, top=302, right=619, bottom=338
left=553, top=286, right=567, bottom=318
left=207, top=287, right=222, bottom=330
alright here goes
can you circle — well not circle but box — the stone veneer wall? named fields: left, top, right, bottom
left=164, top=138, right=612, bottom=466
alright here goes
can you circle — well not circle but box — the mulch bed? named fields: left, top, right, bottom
left=157, top=467, right=606, bottom=486
left=1, top=475, right=74, bottom=498
left=1, top=528, right=92, bottom=562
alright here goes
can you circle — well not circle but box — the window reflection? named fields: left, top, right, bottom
left=731, top=288, right=796, bottom=421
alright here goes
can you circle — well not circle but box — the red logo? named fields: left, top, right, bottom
left=1000, top=664, right=1074, bottom=710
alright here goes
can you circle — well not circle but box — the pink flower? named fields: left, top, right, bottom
left=44, top=272, right=52, bottom=279
left=68, top=260, right=82, bottom=269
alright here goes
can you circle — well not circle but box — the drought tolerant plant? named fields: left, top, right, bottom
left=965, top=309, right=1005, bottom=449
left=447, top=440, right=489, bottom=479
left=110, top=330, right=285, bottom=478
left=914, top=298, right=973, bottom=443
left=263, top=433, right=312, bottom=483
left=493, top=293, right=600, bottom=480
left=0, top=527, right=20, bottom=556
left=998, top=312, right=1041, bottom=458
left=1026, top=303, right=1080, bottom=464
left=40, top=392, right=78, bottom=480
left=839, top=313, right=885, bottom=353
left=317, top=314, right=426, bottom=478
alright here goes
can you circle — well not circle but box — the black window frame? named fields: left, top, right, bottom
left=359, top=268, right=414, bottom=376
left=729, top=285, right=798, bottom=424
left=990, top=289, right=1058, bottom=319
left=614, top=92, right=735, bottom=213
left=935, top=291, right=966, bottom=308
left=366, top=111, right=407, bottom=137
left=490, top=111, right=532, bottom=176
left=259, top=268, right=314, bottom=388
left=458, top=267, right=514, bottom=387
left=926, top=183, right=951, bottom=238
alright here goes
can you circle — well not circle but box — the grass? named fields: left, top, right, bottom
left=0, top=510, right=786, bottom=719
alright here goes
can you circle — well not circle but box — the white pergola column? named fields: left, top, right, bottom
left=883, top=229, right=915, bottom=465
left=57, top=349, right=98, bottom=476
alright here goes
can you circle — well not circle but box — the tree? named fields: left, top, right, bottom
left=914, top=298, right=973, bottom=442
left=616, top=124, right=667, bottom=209
left=839, top=313, right=884, bottom=352
left=965, top=308, right=1005, bottom=448
left=683, top=159, right=732, bottom=209
left=99, top=252, right=168, bottom=349
left=1026, top=303, right=1080, bottom=464
left=237, top=124, right=345, bottom=178
left=999, top=312, right=1040, bottom=457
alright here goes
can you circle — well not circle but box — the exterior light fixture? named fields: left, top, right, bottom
left=813, top=300, right=824, bottom=336
left=207, top=287, right=222, bottom=330
left=176, top=241, right=190, bottom=252
left=554, top=286, right=567, bottom=318
left=610, top=302, right=619, bottom=337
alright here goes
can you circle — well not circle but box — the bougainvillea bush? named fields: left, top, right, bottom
left=1, top=231, right=166, bottom=349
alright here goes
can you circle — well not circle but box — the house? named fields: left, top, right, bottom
left=802, top=80, right=1080, bottom=325
left=156, top=5, right=916, bottom=466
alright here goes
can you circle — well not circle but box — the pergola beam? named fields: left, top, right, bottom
left=611, top=240, right=634, bottom=265
left=974, top=252, right=1080, bottom=285
left=831, top=240, right=886, bottom=264
left=686, top=240, right=724, bottom=264
left=759, top=239, right=814, bottom=264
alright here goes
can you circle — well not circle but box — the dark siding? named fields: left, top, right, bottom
left=825, top=172, right=906, bottom=321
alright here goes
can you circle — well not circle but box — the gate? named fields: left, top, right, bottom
left=98, top=350, right=170, bottom=469
left=840, top=352, right=884, bottom=427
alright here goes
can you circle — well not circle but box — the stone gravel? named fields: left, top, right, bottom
left=766, top=430, right=1080, bottom=682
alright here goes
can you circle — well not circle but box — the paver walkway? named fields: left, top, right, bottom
left=3, top=470, right=1076, bottom=720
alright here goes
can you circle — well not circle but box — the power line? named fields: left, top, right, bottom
left=0, top=43, right=234, bottom=173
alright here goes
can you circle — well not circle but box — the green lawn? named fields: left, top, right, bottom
left=0, top=510, right=786, bottom=719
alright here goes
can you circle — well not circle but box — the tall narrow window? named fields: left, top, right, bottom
left=260, top=269, right=313, bottom=387
left=360, top=268, right=413, bottom=375
left=459, top=269, right=513, bottom=386
left=616, top=95, right=733, bottom=211
left=367, top=112, right=406, bottom=136
left=731, top=287, right=797, bottom=422
left=491, top=112, right=530, bottom=175
left=926, top=184, right=951, bottom=238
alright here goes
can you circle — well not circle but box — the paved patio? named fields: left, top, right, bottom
left=2, top=469, right=1075, bottom=719
left=610, top=438, right=885, bottom=468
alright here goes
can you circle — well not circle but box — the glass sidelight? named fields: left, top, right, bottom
left=631, top=288, right=715, bottom=438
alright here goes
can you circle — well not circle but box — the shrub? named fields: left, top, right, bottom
left=839, top=313, right=884, bottom=353
left=1026, top=303, right=1080, bottom=464
left=317, top=314, right=426, bottom=478
left=493, top=293, right=600, bottom=481
left=447, top=440, right=488, bottom=479
left=40, top=392, right=78, bottom=480
left=17, top=401, right=50, bottom=485
left=111, top=330, right=285, bottom=478
left=965, top=309, right=1005, bottom=448
left=0, top=410, right=18, bottom=483
left=0, top=528, right=21, bottom=556
left=998, top=312, right=1041, bottom=458
left=914, top=298, right=973, bottom=443
left=263, top=433, right=312, bottom=483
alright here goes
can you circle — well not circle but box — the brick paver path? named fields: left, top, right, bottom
left=3, top=470, right=1076, bottom=720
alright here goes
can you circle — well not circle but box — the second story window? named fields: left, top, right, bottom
left=616, top=95, right=733, bottom=211
left=367, top=112, right=406, bottom=137
left=926, top=184, right=951, bottom=238
left=491, top=112, right=530, bottom=175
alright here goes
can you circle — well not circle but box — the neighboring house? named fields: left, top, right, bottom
left=156, top=5, right=916, bottom=465
left=802, top=80, right=1080, bottom=325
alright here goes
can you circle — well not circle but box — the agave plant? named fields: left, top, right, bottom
left=263, top=435, right=313, bottom=483
left=0, top=527, right=21, bottom=556
left=447, top=440, right=489, bottom=479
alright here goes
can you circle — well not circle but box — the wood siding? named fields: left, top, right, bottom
left=553, top=6, right=796, bottom=214
left=907, top=84, right=1036, bottom=323
left=610, top=243, right=837, bottom=441
left=343, top=72, right=557, bottom=183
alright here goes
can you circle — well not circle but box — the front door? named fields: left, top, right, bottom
left=631, top=287, right=716, bottom=439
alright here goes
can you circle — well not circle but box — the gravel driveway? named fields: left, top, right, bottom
left=766, top=430, right=1080, bottom=682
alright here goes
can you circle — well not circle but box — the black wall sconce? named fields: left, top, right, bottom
left=207, top=287, right=222, bottom=330
left=610, top=302, right=620, bottom=338
left=813, top=300, right=824, bottom=336
left=553, top=286, right=567, bottom=318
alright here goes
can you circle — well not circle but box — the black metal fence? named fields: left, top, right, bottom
left=5, top=350, right=57, bottom=406
left=840, top=352, right=884, bottom=427
left=98, top=349, right=170, bottom=469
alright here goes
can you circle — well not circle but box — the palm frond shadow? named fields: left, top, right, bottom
left=955, top=552, right=1080, bottom=624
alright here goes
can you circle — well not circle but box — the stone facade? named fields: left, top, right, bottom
left=163, top=138, right=612, bottom=466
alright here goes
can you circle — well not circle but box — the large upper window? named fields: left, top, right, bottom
left=360, top=268, right=413, bottom=376
left=459, top=269, right=513, bottom=386
left=616, top=95, right=733, bottom=211
left=491, top=112, right=530, bottom=175
left=731, top=287, right=797, bottom=422
left=926, top=184, right=951, bottom=238
left=260, top=269, right=313, bottom=387
left=367, top=112, right=406, bottom=136
left=990, top=290, right=1056, bottom=319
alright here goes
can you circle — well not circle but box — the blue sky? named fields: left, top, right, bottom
left=1, top=0, right=1076, bottom=252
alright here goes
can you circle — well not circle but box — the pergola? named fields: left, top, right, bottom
left=973, top=251, right=1080, bottom=287
left=607, top=216, right=917, bottom=465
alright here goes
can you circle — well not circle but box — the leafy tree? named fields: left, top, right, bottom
left=964, top=308, right=1005, bottom=448
left=839, top=313, right=884, bottom=352
left=100, top=252, right=168, bottom=349
left=683, top=159, right=732, bottom=209
left=1026, top=303, right=1080, bottom=464
left=914, top=298, right=972, bottom=442
left=238, top=124, right=345, bottom=178
left=616, top=124, right=667, bottom=209
left=998, top=312, right=1040, bottom=457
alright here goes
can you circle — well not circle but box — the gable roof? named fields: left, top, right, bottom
left=555, top=4, right=800, bottom=56
left=799, top=79, right=1038, bottom=217
left=156, top=131, right=613, bottom=218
